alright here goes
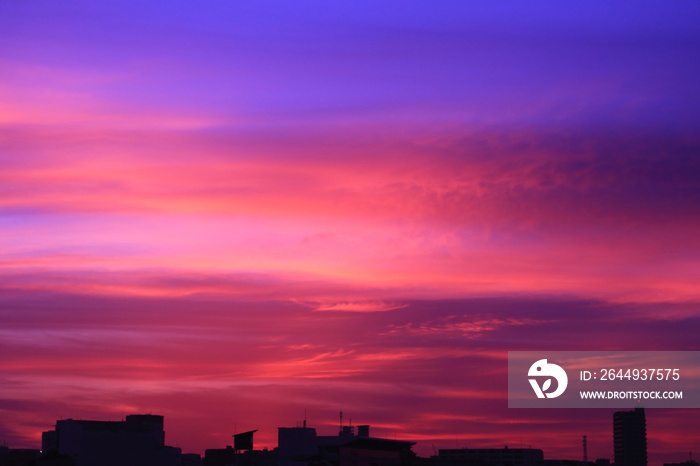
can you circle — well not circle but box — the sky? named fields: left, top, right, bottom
left=1, top=1, right=699, bottom=464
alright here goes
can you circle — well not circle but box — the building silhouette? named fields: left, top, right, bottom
left=234, top=431, right=259, bottom=452
left=432, top=446, right=544, bottom=466
left=613, top=408, right=647, bottom=466
left=0, top=446, right=41, bottom=466
left=204, top=445, right=275, bottom=466
left=278, top=423, right=416, bottom=466
left=41, top=414, right=182, bottom=466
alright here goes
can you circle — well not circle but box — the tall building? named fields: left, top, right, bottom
left=41, top=414, right=181, bottom=466
left=613, top=407, right=647, bottom=466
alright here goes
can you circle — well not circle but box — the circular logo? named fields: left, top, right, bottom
left=528, top=359, right=568, bottom=398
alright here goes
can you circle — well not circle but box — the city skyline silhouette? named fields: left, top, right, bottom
left=2, top=406, right=697, bottom=466
left=2, top=407, right=685, bottom=466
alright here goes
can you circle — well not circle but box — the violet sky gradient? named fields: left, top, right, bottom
left=1, top=1, right=699, bottom=464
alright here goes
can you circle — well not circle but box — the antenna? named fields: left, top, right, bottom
left=303, top=409, right=307, bottom=428
left=583, top=435, right=588, bottom=463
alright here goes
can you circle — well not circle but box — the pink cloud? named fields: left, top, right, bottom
left=2, top=122, right=698, bottom=305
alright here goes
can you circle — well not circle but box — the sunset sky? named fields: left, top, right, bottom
left=1, top=1, right=699, bottom=464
